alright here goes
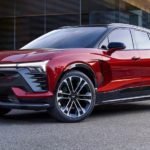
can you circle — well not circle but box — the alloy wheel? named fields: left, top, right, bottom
left=56, top=76, right=93, bottom=118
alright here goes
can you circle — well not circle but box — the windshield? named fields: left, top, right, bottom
left=21, top=27, right=107, bottom=49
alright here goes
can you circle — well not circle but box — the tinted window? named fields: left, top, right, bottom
left=108, top=28, right=133, bottom=49
left=133, top=30, right=150, bottom=49
left=21, top=27, right=107, bottom=49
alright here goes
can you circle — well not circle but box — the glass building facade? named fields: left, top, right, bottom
left=0, top=0, right=150, bottom=50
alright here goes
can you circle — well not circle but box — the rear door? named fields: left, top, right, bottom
left=99, top=28, right=141, bottom=92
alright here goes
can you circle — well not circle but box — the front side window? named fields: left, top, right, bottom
left=108, top=28, right=133, bottom=49
left=133, top=30, right=150, bottom=49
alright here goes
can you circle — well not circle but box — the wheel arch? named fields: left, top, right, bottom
left=56, top=63, right=98, bottom=89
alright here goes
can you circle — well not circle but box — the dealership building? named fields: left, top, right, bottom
left=0, top=0, right=150, bottom=50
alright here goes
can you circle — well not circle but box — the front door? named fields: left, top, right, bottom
left=132, top=29, right=150, bottom=88
left=99, top=28, right=141, bottom=92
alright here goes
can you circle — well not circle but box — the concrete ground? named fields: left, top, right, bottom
left=0, top=101, right=150, bottom=150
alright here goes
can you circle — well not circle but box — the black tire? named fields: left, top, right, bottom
left=49, top=70, right=96, bottom=123
left=0, top=108, right=11, bottom=116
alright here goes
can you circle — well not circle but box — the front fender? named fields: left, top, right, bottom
left=46, top=58, right=103, bottom=94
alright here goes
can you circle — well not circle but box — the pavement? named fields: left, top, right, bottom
left=0, top=101, right=150, bottom=150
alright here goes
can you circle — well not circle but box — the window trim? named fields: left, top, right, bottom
left=132, top=29, right=150, bottom=50
left=107, top=27, right=134, bottom=50
left=98, top=27, right=135, bottom=51
left=99, top=37, right=109, bottom=50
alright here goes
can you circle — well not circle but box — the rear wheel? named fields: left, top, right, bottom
left=0, top=108, right=11, bottom=116
left=50, top=70, right=96, bottom=122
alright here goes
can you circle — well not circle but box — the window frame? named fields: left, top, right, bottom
left=99, top=27, right=135, bottom=51
left=131, top=29, right=150, bottom=50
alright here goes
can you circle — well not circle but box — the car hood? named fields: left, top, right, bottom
left=0, top=48, right=102, bottom=63
left=0, top=49, right=61, bottom=63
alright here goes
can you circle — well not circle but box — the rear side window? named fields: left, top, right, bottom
left=133, top=30, right=150, bottom=49
left=108, top=28, right=133, bottom=49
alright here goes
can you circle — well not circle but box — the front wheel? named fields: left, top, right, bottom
left=49, top=70, right=96, bottom=122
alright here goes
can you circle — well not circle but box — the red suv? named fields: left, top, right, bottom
left=0, top=23, right=149, bottom=122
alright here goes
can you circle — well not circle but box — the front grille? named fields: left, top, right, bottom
left=0, top=68, right=33, bottom=93
left=28, top=72, right=48, bottom=91
left=18, top=68, right=48, bottom=92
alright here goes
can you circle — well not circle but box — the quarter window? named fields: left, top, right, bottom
left=108, top=28, right=133, bottom=49
left=100, top=38, right=109, bottom=50
left=133, top=30, right=150, bottom=49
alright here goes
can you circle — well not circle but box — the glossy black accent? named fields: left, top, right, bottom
left=0, top=67, right=48, bottom=95
left=18, top=68, right=48, bottom=92
left=0, top=68, right=32, bottom=94
left=120, top=86, right=150, bottom=93
left=0, top=101, right=50, bottom=110
left=0, top=95, right=53, bottom=110
left=108, top=42, right=126, bottom=50
left=96, top=86, right=150, bottom=104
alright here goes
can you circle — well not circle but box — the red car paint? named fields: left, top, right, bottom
left=0, top=47, right=147, bottom=99
left=1, top=24, right=150, bottom=105
left=12, top=87, right=53, bottom=99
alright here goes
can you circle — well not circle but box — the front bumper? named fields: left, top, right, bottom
left=12, top=87, right=53, bottom=99
left=0, top=88, right=53, bottom=110
left=0, top=101, right=50, bottom=110
left=0, top=68, right=54, bottom=110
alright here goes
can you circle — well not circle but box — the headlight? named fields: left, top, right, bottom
left=17, top=60, right=49, bottom=72
left=0, top=60, right=49, bottom=72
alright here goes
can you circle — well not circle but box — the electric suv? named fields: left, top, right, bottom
left=0, top=23, right=150, bottom=122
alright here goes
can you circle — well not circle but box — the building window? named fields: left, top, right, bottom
left=0, top=0, right=150, bottom=50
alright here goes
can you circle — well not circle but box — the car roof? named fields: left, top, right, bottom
left=108, top=23, right=150, bottom=32
left=60, top=23, right=150, bottom=33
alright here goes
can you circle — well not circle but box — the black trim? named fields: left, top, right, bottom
left=0, top=101, right=50, bottom=110
left=19, top=68, right=48, bottom=92
left=0, top=68, right=33, bottom=94
left=96, top=86, right=150, bottom=104
left=120, top=85, right=150, bottom=93
left=65, top=63, right=98, bottom=88
left=0, top=67, right=48, bottom=93
left=75, top=63, right=98, bottom=87
left=102, top=95, right=150, bottom=105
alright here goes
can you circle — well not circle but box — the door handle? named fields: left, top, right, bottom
left=132, top=56, right=140, bottom=60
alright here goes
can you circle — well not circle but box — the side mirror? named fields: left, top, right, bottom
left=107, top=42, right=126, bottom=55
